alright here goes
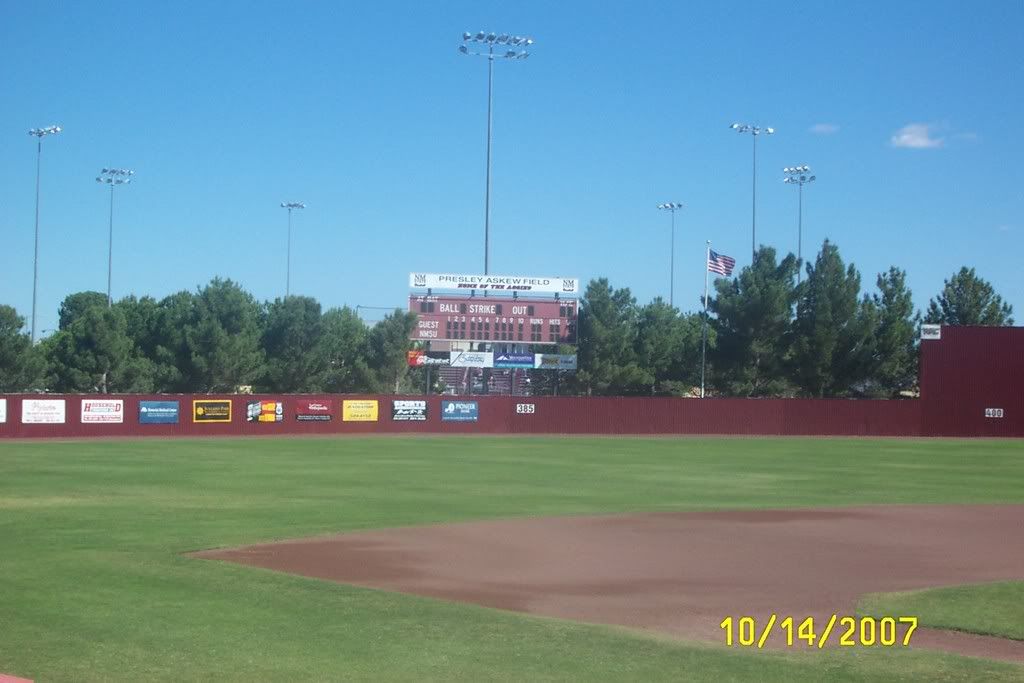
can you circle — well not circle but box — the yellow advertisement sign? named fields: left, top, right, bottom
left=193, top=399, right=233, bottom=423
left=342, top=400, right=379, bottom=422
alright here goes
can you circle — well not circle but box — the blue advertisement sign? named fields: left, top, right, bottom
left=139, top=400, right=180, bottom=424
left=493, top=352, right=535, bottom=369
left=441, top=400, right=479, bottom=422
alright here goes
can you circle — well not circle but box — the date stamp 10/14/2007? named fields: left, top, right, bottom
left=721, top=615, right=918, bottom=649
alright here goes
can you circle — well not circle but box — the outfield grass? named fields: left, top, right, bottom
left=859, top=582, right=1024, bottom=641
left=1, top=436, right=1023, bottom=681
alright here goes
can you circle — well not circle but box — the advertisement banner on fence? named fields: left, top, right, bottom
left=81, top=399, right=124, bottom=424
left=193, top=400, right=232, bottom=423
left=441, top=400, right=479, bottom=422
left=247, top=400, right=283, bottom=423
left=0, top=398, right=6, bottom=424
left=534, top=354, right=578, bottom=370
left=392, top=400, right=428, bottom=421
left=342, top=400, right=379, bottom=422
left=296, top=399, right=334, bottom=422
left=139, top=400, right=180, bottom=424
left=407, top=350, right=451, bottom=367
left=494, top=352, right=535, bottom=369
left=21, top=399, right=66, bottom=424
left=450, top=351, right=493, bottom=368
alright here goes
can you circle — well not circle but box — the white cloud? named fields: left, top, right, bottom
left=890, top=123, right=944, bottom=149
left=809, top=123, right=839, bottom=135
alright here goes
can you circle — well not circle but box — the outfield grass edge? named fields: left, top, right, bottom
left=858, top=581, right=1024, bottom=642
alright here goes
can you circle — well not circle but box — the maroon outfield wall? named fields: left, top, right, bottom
left=0, top=393, right=923, bottom=439
left=919, top=325, right=1024, bottom=437
left=1, top=325, right=1020, bottom=439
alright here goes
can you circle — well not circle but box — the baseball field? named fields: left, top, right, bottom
left=1, top=436, right=1023, bottom=681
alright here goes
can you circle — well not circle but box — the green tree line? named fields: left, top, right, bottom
left=0, top=242, right=1014, bottom=397
left=0, top=278, right=420, bottom=394
left=560, top=242, right=1012, bottom=398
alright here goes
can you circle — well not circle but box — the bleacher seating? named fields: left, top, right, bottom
left=437, top=367, right=531, bottom=396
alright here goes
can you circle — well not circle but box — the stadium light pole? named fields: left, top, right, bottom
left=459, top=31, right=533, bottom=275
left=280, top=202, right=306, bottom=297
left=96, top=168, right=135, bottom=306
left=730, top=123, right=774, bottom=263
left=657, top=203, right=684, bottom=307
left=783, top=165, right=816, bottom=283
left=28, top=125, right=62, bottom=343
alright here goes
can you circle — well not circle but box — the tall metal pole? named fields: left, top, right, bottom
left=657, top=203, right=683, bottom=306
left=483, top=49, right=492, bottom=397
left=107, top=184, right=114, bottom=306
left=460, top=32, right=533, bottom=275
left=701, top=240, right=711, bottom=399
left=484, top=46, right=493, bottom=275
left=751, top=134, right=757, bottom=263
left=460, top=31, right=532, bottom=396
left=280, top=202, right=305, bottom=298
left=32, top=140, right=42, bottom=343
left=798, top=182, right=803, bottom=283
left=286, top=207, right=292, bottom=297
left=731, top=123, right=773, bottom=264
left=96, top=168, right=134, bottom=308
left=670, top=210, right=675, bottom=307
left=784, top=165, right=815, bottom=284
left=29, top=126, right=61, bottom=342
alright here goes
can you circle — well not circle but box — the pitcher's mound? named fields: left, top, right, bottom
left=195, top=505, right=1024, bottom=662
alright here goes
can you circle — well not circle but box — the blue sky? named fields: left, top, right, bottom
left=2, top=1, right=1022, bottom=334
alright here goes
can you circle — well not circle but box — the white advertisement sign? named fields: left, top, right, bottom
left=81, top=399, right=125, bottom=424
left=450, top=351, right=494, bottom=368
left=410, top=272, right=579, bottom=295
left=0, top=398, right=6, bottom=424
left=22, top=399, right=66, bottom=424
left=534, top=354, right=579, bottom=370
left=921, top=324, right=941, bottom=340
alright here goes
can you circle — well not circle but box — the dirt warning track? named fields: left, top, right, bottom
left=195, top=505, right=1024, bottom=662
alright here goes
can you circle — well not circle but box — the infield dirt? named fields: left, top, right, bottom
left=195, top=505, right=1024, bottom=662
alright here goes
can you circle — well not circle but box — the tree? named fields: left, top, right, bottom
left=364, top=310, right=416, bottom=393
left=925, top=267, right=1014, bottom=326
left=45, top=305, right=154, bottom=393
left=634, top=299, right=705, bottom=395
left=669, top=312, right=709, bottom=396
left=318, top=306, right=373, bottom=392
left=871, top=268, right=920, bottom=397
left=576, top=278, right=647, bottom=395
left=140, top=290, right=199, bottom=392
left=260, top=296, right=326, bottom=392
left=791, top=240, right=878, bottom=397
left=710, top=247, right=799, bottom=396
left=0, top=305, right=46, bottom=391
left=117, top=296, right=162, bottom=357
left=58, top=291, right=108, bottom=330
left=185, top=278, right=265, bottom=392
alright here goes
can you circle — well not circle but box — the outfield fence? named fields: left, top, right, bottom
left=0, top=392, right=1018, bottom=438
left=2, top=325, right=1021, bottom=438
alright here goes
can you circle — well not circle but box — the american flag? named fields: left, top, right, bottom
left=707, top=250, right=736, bottom=276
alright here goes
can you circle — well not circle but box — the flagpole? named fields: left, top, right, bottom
left=701, top=240, right=711, bottom=399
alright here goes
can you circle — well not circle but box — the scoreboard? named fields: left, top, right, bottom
left=410, top=295, right=577, bottom=344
